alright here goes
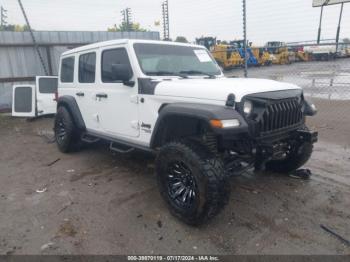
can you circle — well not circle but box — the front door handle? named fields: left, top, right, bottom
left=76, top=92, right=85, bottom=97
left=96, top=93, right=108, bottom=99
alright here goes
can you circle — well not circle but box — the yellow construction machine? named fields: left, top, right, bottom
left=290, top=46, right=309, bottom=62
left=265, top=41, right=291, bottom=65
left=212, top=44, right=243, bottom=69
left=295, top=50, right=310, bottom=62
left=251, top=47, right=272, bottom=66
left=196, top=37, right=243, bottom=70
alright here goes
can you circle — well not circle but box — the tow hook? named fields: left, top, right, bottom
left=297, top=130, right=318, bottom=143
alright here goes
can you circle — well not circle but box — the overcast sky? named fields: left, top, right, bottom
left=1, top=0, right=349, bottom=45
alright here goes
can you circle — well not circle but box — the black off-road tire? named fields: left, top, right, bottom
left=54, top=106, right=81, bottom=153
left=265, top=142, right=313, bottom=173
left=156, top=140, right=230, bottom=226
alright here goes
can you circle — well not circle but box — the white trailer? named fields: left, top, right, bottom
left=304, top=45, right=337, bottom=61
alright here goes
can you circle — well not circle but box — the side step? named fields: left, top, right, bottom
left=109, top=142, right=134, bottom=154
left=81, top=134, right=100, bottom=144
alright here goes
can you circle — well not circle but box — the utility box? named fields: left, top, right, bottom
left=12, top=76, right=58, bottom=117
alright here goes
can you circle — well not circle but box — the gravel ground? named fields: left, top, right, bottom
left=0, top=112, right=349, bottom=255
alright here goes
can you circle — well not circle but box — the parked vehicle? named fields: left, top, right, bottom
left=230, top=40, right=259, bottom=67
left=251, top=47, right=273, bottom=66
left=336, top=42, right=349, bottom=58
left=304, top=45, right=337, bottom=61
left=266, top=41, right=291, bottom=65
left=12, top=76, right=58, bottom=117
left=196, top=37, right=243, bottom=70
left=54, top=39, right=318, bottom=225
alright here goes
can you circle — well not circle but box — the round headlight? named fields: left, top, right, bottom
left=243, top=100, right=253, bottom=115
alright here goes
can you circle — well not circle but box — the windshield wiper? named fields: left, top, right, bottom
left=145, top=71, right=188, bottom=78
left=179, top=70, right=216, bottom=79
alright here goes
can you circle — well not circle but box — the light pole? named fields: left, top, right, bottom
left=317, top=6, right=324, bottom=44
left=242, top=0, right=248, bottom=77
left=335, top=3, right=344, bottom=53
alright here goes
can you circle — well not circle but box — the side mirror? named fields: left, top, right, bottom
left=111, top=64, right=133, bottom=83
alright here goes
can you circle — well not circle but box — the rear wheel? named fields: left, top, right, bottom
left=54, top=106, right=81, bottom=153
left=156, top=140, right=230, bottom=225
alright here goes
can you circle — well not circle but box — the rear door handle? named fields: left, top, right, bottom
left=96, top=93, right=108, bottom=99
left=76, top=92, right=85, bottom=97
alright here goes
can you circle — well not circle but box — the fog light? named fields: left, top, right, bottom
left=310, top=103, right=317, bottom=111
left=304, top=100, right=317, bottom=116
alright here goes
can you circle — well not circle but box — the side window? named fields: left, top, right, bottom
left=38, top=78, right=58, bottom=94
left=60, top=57, right=74, bottom=83
left=79, top=52, right=96, bottom=83
left=101, top=48, right=132, bottom=83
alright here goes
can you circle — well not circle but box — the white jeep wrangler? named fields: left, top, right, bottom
left=55, top=39, right=318, bottom=225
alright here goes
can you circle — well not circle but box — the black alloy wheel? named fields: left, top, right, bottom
left=166, top=161, right=198, bottom=210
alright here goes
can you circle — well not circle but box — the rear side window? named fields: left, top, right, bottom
left=101, top=48, right=132, bottom=83
left=14, top=86, right=32, bottom=113
left=79, top=52, right=96, bottom=83
left=38, top=78, right=58, bottom=94
left=60, top=57, right=75, bottom=83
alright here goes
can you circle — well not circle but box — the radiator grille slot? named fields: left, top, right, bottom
left=259, top=99, right=303, bottom=134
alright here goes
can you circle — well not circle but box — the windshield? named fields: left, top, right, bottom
left=133, top=43, right=221, bottom=77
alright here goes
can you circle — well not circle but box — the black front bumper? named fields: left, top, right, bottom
left=219, top=126, right=318, bottom=155
left=258, top=129, right=318, bottom=159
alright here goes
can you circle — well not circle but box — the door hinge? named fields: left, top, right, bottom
left=93, top=113, right=100, bottom=123
left=130, top=95, right=139, bottom=104
left=130, top=120, right=140, bottom=130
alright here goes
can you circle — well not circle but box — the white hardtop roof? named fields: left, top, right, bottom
left=61, top=39, right=205, bottom=57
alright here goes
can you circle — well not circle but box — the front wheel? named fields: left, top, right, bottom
left=54, top=106, right=81, bottom=153
left=156, top=140, right=230, bottom=226
left=265, top=142, right=313, bottom=173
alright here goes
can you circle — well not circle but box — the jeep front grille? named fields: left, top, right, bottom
left=259, top=99, right=303, bottom=135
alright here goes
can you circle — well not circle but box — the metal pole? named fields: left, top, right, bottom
left=126, top=8, right=132, bottom=31
left=162, top=0, right=170, bottom=40
left=317, top=6, right=324, bottom=44
left=162, top=2, right=166, bottom=39
left=162, top=2, right=166, bottom=40
left=1, top=6, right=8, bottom=27
left=167, top=0, right=170, bottom=40
left=335, top=3, right=344, bottom=53
left=242, top=0, right=248, bottom=77
left=17, top=0, right=48, bottom=75
left=0, top=6, right=3, bottom=27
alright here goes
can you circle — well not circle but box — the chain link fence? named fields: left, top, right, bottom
left=216, top=0, right=350, bottom=143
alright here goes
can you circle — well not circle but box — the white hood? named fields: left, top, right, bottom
left=154, top=77, right=301, bottom=102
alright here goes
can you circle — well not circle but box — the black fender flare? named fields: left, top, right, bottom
left=56, top=96, right=86, bottom=130
left=150, top=103, right=248, bottom=149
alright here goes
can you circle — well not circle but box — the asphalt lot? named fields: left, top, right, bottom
left=0, top=112, right=349, bottom=255
left=0, top=59, right=350, bottom=255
